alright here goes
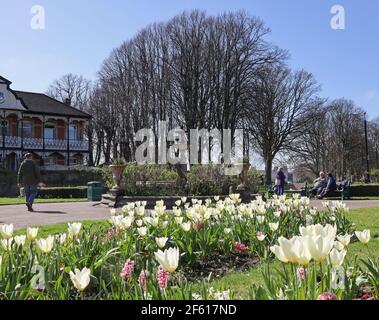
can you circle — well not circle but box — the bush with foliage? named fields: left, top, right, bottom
left=20, top=186, right=88, bottom=199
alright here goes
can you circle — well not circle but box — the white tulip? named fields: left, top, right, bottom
left=110, top=215, right=123, bottom=227
left=1, top=238, right=13, bottom=251
left=269, top=222, right=279, bottom=231
left=337, top=234, right=351, bottom=247
left=329, top=248, right=347, bottom=268
left=14, top=235, right=26, bottom=247
left=36, top=236, right=55, bottom=254
left=136, top=219, right=143, bottom=227
left=0, top=224, right=14, bottom=240
left=175, top=200, right=181, bottom=207
left=256, top=216, right=265, bottom=224
left=270, top=244, right=290, bottom=263
left=224, top=228, right=232, bottom=234
left=175, top=217, right=183, bottom=224
left=355, top=230, right=370, bottom=244
left=257, top=233, right=266, bottom=241
left=56, top=233, right=67, bottom=245
left=137, top=227, right=148, bottom=237
left=181, top=222, right=191, bottom=232
left=300, top=224, right=337, bottom=239
left=291, top=237, right=312, bottom=266
left=154, top=247, right=180, bottom=273
left=110, top=208, right=117, bottom=216
left=333, top=241, right=345, bottom=251
left=155, top=237, right=168, bottom=249
left=27, top=227, right=39, bottom=240
left=121, top=216, right=134, bottom=229
left=274, top=211, right=281, bottom=218
left=181, top=197, right=187, bottom=203
left=305, top=235, right=334, bottom=262
left=67, top=223, right=82, bottom=238
left=69, top=267, right=91, bottom=291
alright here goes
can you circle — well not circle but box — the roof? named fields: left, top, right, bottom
left=14, top=91, right=91, bottom=118
left=0, top=76, right=11, bottom=84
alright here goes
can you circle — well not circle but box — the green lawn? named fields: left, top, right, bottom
left=12, top=205, right=379, bottom=299
left=0, top=197, right=88, bottom=205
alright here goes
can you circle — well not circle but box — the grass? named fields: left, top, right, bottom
left=12, top=205, right=379, bottom=299
left=0, top=197, right=88, bottom=205
left=14, top=220, right=107, bottom=238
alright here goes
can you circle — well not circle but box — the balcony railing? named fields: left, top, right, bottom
left=0, top=136, right=89, bottom=151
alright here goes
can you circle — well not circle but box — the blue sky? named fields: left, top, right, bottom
left=0, top=0, right=378, bottom=118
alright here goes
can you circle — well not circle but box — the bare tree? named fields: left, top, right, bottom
left=245, top=65, right=321, bottom=185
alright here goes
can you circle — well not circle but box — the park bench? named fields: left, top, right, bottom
left=267, top=181, right=351, bottom=201
left=302, top=181, right=351, bottom=201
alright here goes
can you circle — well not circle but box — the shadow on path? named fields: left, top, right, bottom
left=33, top=211, right=67, bottom=214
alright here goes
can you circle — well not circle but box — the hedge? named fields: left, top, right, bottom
left=122, top=163, right=261, bottom=197
left=21, top=186, right=88, bottom=199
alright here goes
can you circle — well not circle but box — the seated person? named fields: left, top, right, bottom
left=317, top=173, right=337, bottom=199
left=310, top=171, right=327, bottom=196
left=338, top=178, right=349, bottom=191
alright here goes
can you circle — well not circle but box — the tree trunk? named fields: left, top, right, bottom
left=265, top=157, right=273, bottom=186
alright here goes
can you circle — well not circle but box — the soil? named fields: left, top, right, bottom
left=183, top=252, right=260, bottom=281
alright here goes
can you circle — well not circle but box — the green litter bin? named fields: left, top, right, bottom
left=87, top=181, right=103, bottom=201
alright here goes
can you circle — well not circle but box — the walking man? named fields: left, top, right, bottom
left=17, top=153, right=43, bottom=212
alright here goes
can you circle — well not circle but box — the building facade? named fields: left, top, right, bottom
left=0, top=75, right=91, bottom=171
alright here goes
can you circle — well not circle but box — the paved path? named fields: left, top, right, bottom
left=0, top=202, right=111, bottom=229
left=1, top=200, right=379, bottom=230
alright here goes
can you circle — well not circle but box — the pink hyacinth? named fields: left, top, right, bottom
left=297, top=267, right=306, bottom=281
left=157, top=267, right=170, bottom=290
left=139, top=270, right=147, bottom=290
left=233, top=242, right=249, bottom=253
left=317, top=292, right=337, bottom=300
left=193, top=220, right=205, bottom=230
left=120, top=259, right=135, bottom=281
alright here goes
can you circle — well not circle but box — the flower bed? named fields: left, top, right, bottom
left=0, top=194, right=376, bottom=300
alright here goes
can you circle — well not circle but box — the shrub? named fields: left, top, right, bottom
left=123, top=163, right=181, bottom=196
left=186, top=164, right=261, bottom=196
left=20, top=186, right=88, bottom=199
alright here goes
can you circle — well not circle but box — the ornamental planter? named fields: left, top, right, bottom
left=236, top=162, right=251, bottom=203
left=109, top=164, right=126, bottom=195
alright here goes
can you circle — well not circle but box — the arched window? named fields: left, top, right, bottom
left=44, top=122, right=56, bottom=140
left=69, top=124, right=78, bottom=140
left=21, top=120, right=33, bottom=138
left=1, top=120, right=8, bottom=135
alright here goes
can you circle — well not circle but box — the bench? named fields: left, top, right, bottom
left=303, top=181, right=351, bottom=201
left=267, top=181, right=351, bottom=201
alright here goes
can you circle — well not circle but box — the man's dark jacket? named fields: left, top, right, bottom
left=17, top=159, right=42, bottom=186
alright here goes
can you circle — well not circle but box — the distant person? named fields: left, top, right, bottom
left=274, top=167, right=286, bottom=196
left=317, top=172, right=337, bottom=199
left=310, top=171, right=327, bottom=197
left=17, top=153, right=44, bottom=212
left=338, top=177, right=349, bottom=191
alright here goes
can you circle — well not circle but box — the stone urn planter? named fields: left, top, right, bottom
left=109, top=164, right=126, bottom=195
left=236, top=159, right=251, bottom=203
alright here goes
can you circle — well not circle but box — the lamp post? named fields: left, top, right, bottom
left=364, top=112, right=371, bottom=183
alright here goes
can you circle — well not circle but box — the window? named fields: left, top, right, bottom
left=1, top=121, right=8, bottom=135
left=69, top=124, right=78, bottom=140
left=22, top=121, right=33, bottom=138
left=44, top=124, right=56, bottom=140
